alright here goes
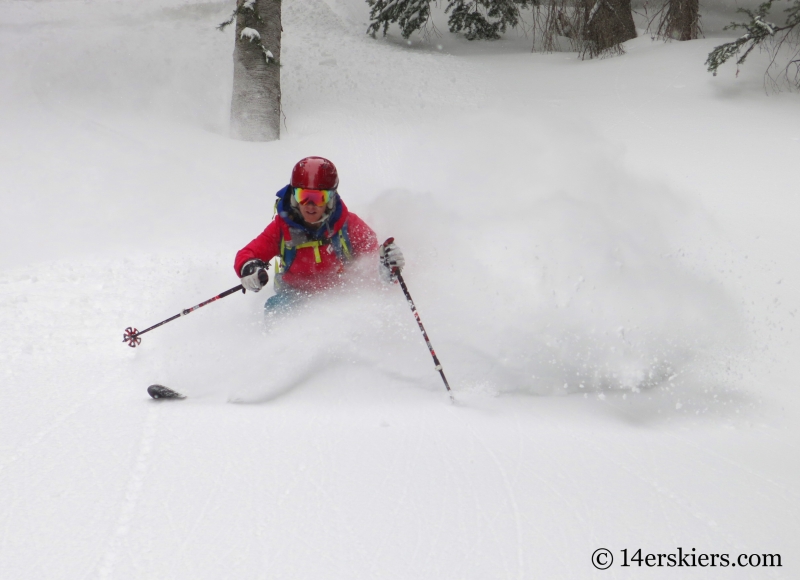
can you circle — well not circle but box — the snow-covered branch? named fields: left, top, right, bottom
left=240, top=27, right=261, bottom=42
left=705, top=1, right=789, bottom=76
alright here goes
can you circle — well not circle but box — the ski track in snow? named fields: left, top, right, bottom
left=493, top=408, right=584, bottom=577
left=555, top=421, right=787, bottom=579
left=463, top=410, right=526, bottom=580
left=0, top=390, right=101, bottom=477
left=662, top=428, right=800, bottom=509
left=94, top=405, right=160, bottom=580
left=1, top=1, right=799, bottom=578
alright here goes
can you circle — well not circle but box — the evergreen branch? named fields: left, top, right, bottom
left=446, top=0, right=527, bottom=40
left=705, top=1, right=792, bottom=75
left=218, top=8, right=237, bottom=30
left=366, top=0, right=529, bottom=41
left=367, top=0, right=432, bottom=38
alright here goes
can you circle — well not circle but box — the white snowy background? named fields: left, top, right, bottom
left=1, top=0, right=798, bottom=578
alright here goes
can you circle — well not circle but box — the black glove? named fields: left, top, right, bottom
left=240, top=259, right=269, bottom=292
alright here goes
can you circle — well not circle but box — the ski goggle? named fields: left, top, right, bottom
left=294, top=187, right=333, bottom=206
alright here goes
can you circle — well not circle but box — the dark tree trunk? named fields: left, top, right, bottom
left=581, top=0, right=637, bottom=57
left=231, top=0, right=282, bottom=141
left=657, top=0, right=700, bottom=41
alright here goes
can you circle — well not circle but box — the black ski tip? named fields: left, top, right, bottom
left=148, top=384, right=186, bottom=400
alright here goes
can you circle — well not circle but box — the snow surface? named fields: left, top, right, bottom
left=1, top=0, right=799, bottom=578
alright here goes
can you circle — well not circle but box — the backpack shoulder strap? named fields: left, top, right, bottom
left=279, top=219, right=353, bottom=277
left=331, top=220, right=353, bottom=262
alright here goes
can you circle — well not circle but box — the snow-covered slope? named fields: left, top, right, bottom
left=1, top=1, right=798, bottom=578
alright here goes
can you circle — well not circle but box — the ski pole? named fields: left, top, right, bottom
left=123, top=270, right=268, bottom=347
left=383, top=238, right=454, bottom=403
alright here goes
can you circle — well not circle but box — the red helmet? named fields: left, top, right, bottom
left=290, top=157, right=339, bottom=190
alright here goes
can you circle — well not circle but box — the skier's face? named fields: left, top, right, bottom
left=299, top=202, right=325, bottom=225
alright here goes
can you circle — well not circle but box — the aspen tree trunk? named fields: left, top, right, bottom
left=231, top=0, right=282, bottom=141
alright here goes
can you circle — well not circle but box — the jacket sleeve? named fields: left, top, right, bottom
left=234, top=218, right=283, bottom=275
left=346, top=213, right=379, bottom=255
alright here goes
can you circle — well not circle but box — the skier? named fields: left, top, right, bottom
left=234, top=157, right=405, bottom=314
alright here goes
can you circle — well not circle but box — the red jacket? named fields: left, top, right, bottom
left=234, top=188, right=378, bottom=293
